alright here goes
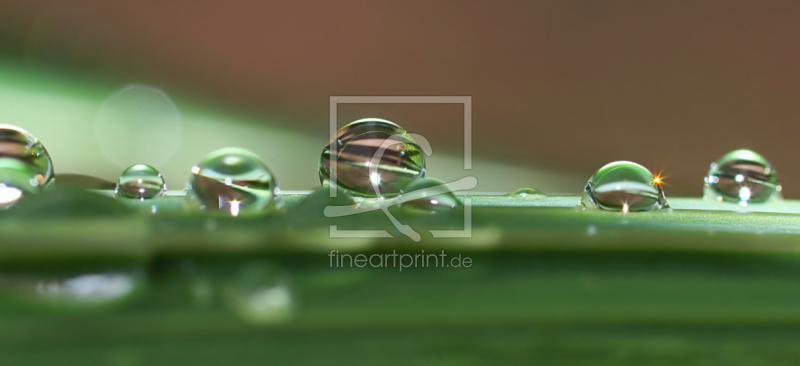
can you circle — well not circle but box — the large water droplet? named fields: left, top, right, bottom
left=320, top=118, right=426, bottom=198
left=704, top=149, right=781, bottom=205
left=0, top=158, right=40, bottom=209
left=95, top=85, right=182, bottom=168
left=0, top=267, right=145, bottom=310
left=399, top=178, right=461, bottom=214
left=222, top=262, right=294, bottom=324
left=188, top=147, right=282, bottom=216
left=0, top=124, right=54, bottom=188
left=580, top=161, right=668, bottom=212
left=510, top=187, right=545, bottom=198
left=115, top=164, right=167, bottom=200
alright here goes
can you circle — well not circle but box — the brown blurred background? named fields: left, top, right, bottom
left=0, top=1, right=798, bottom=196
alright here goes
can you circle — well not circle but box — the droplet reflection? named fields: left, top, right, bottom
left=0, top=269, right=144, bottom=309
left=222, top=262, right=294, bottom=324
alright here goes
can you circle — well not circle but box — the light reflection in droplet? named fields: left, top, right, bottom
left=0, top=184, right=23, bottom=205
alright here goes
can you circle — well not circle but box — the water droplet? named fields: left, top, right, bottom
left=510, top=187, right=546, bottom=198
left=0, top=267, right=145, bottom=310
left=187, top=147, right=283, bottom=216
left=95, top=85, right=182, bottom=168
left=704, top=149, right=781, bottom=205
left=399, top=178, right=461, bottom=214
left=0, top=124, right=54, bottom=188
left=580, top=161, right=668, bottom=212
left=0, top=158, right=41, bottom=209
left=320, top=118, right=426, bottom=198
left=115, top=164, right=167, bottom=200
left=222, top=262, right=294, bottom=324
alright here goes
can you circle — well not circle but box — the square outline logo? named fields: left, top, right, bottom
left=327, top=96, right=473, bottom=240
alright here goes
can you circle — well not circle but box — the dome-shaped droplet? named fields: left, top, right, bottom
left=320, top=118, right=426, bottom=198
left=0, top=124, right=54, bottom=188
left=580, top=161, right=668, bottom=212
left=703, top=149, right=781, bottom=205
left=188, top=147, right=282, bottom=216
left=399, top=178, right=461, bottom=214
left=510, top=187, right=546, bottom=198
left=115, top=164, right=167, bottom=200
left=222, top=262, right=294, bottom=324
left=0, top=158, right=41, bottom=209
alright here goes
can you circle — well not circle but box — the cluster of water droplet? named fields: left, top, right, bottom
left=104, top=147, right=285, bottom=216
left=1, top=106, right=798, bottom=322
left=577, top=149, right=785, bottom=212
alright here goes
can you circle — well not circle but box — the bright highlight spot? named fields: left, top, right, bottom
left=0, top=184, right=23, bottom=205
left=369, top=172, right=381, bottom=186
left=229, top=199, right=242, bottom=217
left=739, top=186, right=751, bottom=202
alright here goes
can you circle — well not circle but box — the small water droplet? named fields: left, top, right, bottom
left=0, top=267, right=145, bottom=310
left=0, top=124, right=54, bottom=188
left=187, top=147, right=282, bottom=216
left=704, top=149, right=781, bottom=205
left=222, top=262, right=294, bottom=324
left=115, top=164, right=167, bottom=200
left=580, top=161, right=668, bottom=212
left=320, top=118, right=426, bottom=198
left=399, top=178, right=461, bottom=214
left=510, top=187, right=546, bottom=198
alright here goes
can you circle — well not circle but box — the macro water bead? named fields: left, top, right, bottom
left=320, top=118, right=426, bottom=198
left=188, top=147, right=282, bottom=216
left=510, top=187, right=545, bottom=199
left=580, top=161, right=668, bottom=213
left=115, top=164, right=167, bottom=200
left=704, top=149, right=781, bottom=205
left=399, top=178, right=462, bottom=214
left=0, top=124, right=54, bottom=188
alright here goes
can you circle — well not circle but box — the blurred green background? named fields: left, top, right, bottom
left=1, top=0, right=799, bottom=196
